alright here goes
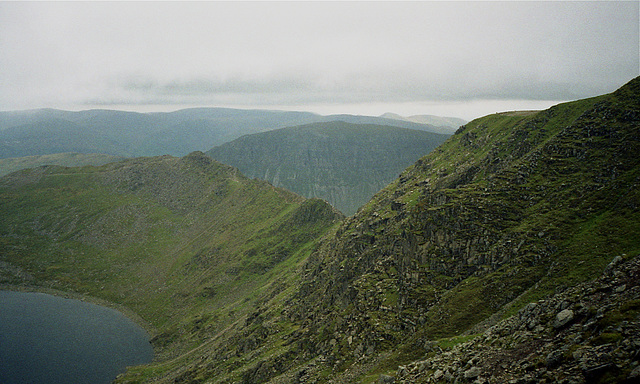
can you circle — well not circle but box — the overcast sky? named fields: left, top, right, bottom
left=0, top=1, right=638, bottom=121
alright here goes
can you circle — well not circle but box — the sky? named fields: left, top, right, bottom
left=0, top=1, right=638, bottom=121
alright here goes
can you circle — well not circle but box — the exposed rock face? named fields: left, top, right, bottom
left=393, top=254, right=640, bottom=384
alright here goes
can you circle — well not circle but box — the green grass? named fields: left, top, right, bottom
left=0, top=152, right=127, bottom=177
left=0, top=153, right=342, bottom=372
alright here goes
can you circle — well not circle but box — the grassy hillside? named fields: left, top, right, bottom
left=0, top=152, right=126, bottom=177
left=207, top=122, right=450, bottom=215
left=0, top=152, right=342, bottom=362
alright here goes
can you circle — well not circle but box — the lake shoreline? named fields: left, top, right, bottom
left=0, top=284, right=158, bottom=350
left=0, top=289, right=155, bottom=384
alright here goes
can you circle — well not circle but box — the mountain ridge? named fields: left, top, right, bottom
left=206, top=121, right=450, bottom=215
left=0, top=107, right=455, bottom=159
left=0, top=151, right=343, bottom=363
left=0, top=152, right=126, bottom=177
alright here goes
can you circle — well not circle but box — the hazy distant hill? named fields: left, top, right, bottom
left=206, top=121, right=450, bottom=215
left=0, top=108, right=454, bottom=159
left=320, top=113, right=460, bottom=133
left=380, top=112, right=467, bottom=133
left=0, top=152, right=126, bottom=177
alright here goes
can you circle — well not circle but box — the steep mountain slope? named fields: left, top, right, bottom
left=0, top=108, right=450, bottom=159
left=0, top=152, right=125, bottom=177
left=284, top=77, right=640, bottom=381
left=206, top=122, right=450, bottom=215
left=136, top=78, right=640, bottom=383
left=0, top=152, right=342, bottom=362
left=397, top=254, right=640, bottom=383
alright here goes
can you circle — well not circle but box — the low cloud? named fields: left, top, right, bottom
left=1, top=1, right=637, bottom=119
left=105, top=69, right=628, bottom=108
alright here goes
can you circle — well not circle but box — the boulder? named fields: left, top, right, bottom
left=464, top=366, right=481, bottom=379
left=378, top=374, right=395, bottom=383
left=553, top=309, right=574, bottom=328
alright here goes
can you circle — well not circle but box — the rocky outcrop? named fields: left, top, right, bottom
left=392, top=254, right=640, bottom=384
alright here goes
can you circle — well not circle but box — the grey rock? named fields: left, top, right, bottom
left=545, top=349, right=565, bottom=368
left=464, top=366, right=481, bottom=379
left=553, top=309, right=574, bottom=328
left=378, top=374, right=395, bottom=383
left=444, top=370, right=455, bottom=381
left=604, top=256, right=623, bottom=275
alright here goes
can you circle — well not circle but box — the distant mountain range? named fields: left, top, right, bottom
left=0, top=108, right=458, bottom=215
left=380, top=112, right=467, bottom=133
left=0, top=107, right=459, bottom=159
left=207, top=121, right=450, bottom=215
left=0, top=152, right=126, bottom=177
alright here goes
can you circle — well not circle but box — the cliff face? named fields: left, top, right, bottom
left=206, top=121, right=451, bottom=215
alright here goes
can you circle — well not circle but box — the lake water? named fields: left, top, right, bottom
left=0, top=291, right=154, bottom=384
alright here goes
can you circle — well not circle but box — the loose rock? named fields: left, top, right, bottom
left=553, top=309, right=574, bottom=328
